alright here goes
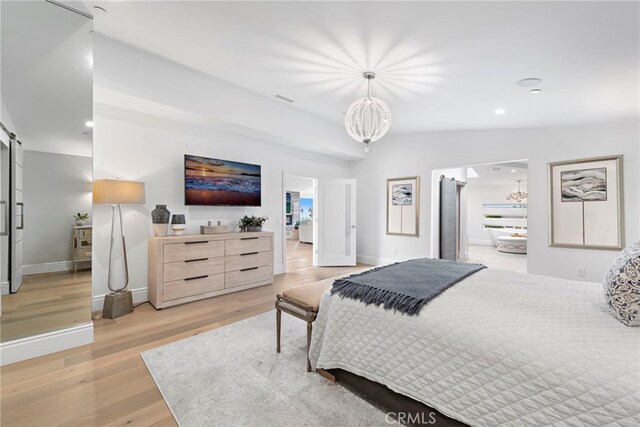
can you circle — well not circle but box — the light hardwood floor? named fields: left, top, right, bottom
left=0, top=251, right=364, bottom=426
left=286, top=238, right=313, bottom=272
left=1, top=271, right=92, bottom=342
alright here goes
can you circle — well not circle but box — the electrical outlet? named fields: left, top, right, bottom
left=577, top=268, right=586, bottom=278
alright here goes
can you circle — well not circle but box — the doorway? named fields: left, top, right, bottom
left=284, top=175, right=315, bottom=273
left=432, top=161, right=528, bottom=273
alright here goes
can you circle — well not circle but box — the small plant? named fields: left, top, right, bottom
left=74, top=213, right=89, bottom=221
left=238, top=215, right=268, bottom=232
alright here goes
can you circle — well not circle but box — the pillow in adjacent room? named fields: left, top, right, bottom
left=604, top=242, right=640, bottom=326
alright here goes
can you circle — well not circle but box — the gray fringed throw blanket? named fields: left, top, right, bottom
left=331, top=258, right=486, bottom=315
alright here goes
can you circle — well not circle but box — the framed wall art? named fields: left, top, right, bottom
left=548, top=155, right=624, bottom=250
left=387, top=176, right=419, bottom=237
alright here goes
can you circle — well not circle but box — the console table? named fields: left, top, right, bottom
left=148, top=231, right=274, bottom=309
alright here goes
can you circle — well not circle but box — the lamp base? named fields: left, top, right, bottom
left=102, top=291, right=134, bottom=319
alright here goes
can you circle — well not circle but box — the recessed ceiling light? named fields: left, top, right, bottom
left=494, top=108, right=506, bottom=115
left=93, top=6, right=107, bottom=13
left=517, top=78, right=543, bottom=87
left=511, top=169, right=517, bottom=173
left=530, top=88, right=542, bottom=94
left=85, top=121, right=94, bottom=128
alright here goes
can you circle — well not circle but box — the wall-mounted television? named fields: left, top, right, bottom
left=184, top=154, right=261, bottom=206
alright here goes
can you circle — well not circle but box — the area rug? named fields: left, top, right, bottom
left=141, top=311, right=387, bottom=427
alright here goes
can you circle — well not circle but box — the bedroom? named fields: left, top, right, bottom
left=0, top=1, right=638, bottom=426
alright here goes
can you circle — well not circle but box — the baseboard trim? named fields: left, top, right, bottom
left=22, top=261, right=74, bottom=275
left=0, top=322, right=94, bottom=366
left=92, top=288, right=149, bottom=312
left=274, top=264, right=284, bottom=275
left=356, top=255, right=396, bottom=266
left=1, top=281, right=9, bottom=295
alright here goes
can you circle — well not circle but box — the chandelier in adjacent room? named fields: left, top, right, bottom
left=344, top=72, right=391, bottom=152
left=507, top=180, right=528, bottom=202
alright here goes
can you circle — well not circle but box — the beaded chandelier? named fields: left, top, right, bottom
left=344, top=72, right=391, bottom=152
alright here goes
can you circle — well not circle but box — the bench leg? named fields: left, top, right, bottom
left=276, top=308, right=281, bottom=353
left=306, top=321, right=312, bottom=372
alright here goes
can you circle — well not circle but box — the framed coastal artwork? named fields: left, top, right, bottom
left=387, top=176, right=419, bottom=237
left=548, top=155, right=624, bottom=250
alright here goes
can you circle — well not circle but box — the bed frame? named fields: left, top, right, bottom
left=319, top=369, right=467, bottom=427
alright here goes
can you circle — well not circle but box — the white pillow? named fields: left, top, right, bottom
left=604, top=242, right=640, bottom=326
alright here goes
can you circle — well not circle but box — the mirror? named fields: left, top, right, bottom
left=0, top=0, right=93, bottom=342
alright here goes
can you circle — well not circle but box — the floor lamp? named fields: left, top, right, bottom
left=93, top=179, right=146, bottom=319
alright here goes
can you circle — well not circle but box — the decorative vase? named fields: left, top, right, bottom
left=75, top=219, right=86, bottom=226
left=171, top=214, right=186, bottom=236
left=151, top=204, right=170, bottom=237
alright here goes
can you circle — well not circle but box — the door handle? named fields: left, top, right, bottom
left=0, top=200, right=7, bottom=236
left=16, top=202, right=24, bottom=230
left=351, top=225, right=356, bottom=229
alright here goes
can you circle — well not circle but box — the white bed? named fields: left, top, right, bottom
left=309, top=268, right=640, bottom=426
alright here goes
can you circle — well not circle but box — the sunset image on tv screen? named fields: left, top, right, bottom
left=185, top=155, right=261, bottom=206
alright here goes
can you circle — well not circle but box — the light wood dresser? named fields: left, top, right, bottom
left=148, top=231, right=274, bottom=309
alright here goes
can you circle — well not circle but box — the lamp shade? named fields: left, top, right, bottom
left=93, top=179, right=145, bottom=205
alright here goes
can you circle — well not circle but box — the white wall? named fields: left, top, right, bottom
left=466, top=183, right=527, bottom=245
left=22, top=151, right=92, bottom=273
left=352, top=122, right=639, bottom=283
left=92, top=37, right=350, bottom=307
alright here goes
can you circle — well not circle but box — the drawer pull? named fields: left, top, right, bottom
left=240, top=267, right=259, bottom=272
left=240, top=252, right=259, bottom=256
left=240, top=237, right=259, bottom=240
left=185, top=241, right=208, bottom=245
left=185, top=275, right=208, bottom=281
left=185, top=257, right=209, bottom=263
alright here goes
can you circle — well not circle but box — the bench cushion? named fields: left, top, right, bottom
left=281, top=281, right=331, bottom=310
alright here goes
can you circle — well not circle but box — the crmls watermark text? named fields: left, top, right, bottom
left=385, top=411, right=438, bottom=425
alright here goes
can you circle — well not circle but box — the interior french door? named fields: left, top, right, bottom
left=0, top=124, right=9, bottom=308
left=315, top=179, right=357, bottom=266
left=10, top=136, right=23, bottom=293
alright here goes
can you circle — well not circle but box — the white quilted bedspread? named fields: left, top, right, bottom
left=309, top=269, right=640, bottom=426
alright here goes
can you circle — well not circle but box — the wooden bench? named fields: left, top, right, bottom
left=275, top=281, right=330, bottom=372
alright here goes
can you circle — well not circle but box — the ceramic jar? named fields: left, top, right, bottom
left=151, top=204, right=170, bottom=237
left=171, top=214, right=186, bottom=236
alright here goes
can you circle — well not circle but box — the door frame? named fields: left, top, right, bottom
left=281, top=171, right=317, bottom=274
left=430, top=159, right=528, bottom=261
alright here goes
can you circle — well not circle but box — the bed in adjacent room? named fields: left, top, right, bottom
left=309, top=260, right=640, bottom=426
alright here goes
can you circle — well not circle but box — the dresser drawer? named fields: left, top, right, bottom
left=225, top=265, right=271, bottom=289
left=77, top=229, right=92, bottom=237
left=164, top=257, right=225, bottom=282
left=163, top=273, right=225, bottom=301
left=225, top=237, right=271, bottom=256
left=164, top=240, right=225, bottom=263
left=225, top=251, right=271, bottom=272
left=77, top=249, right=92, bottom=260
